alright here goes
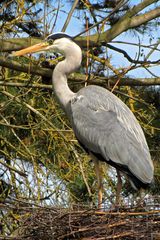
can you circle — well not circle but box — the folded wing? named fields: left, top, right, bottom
left=70, top=85, right=154, bottom=186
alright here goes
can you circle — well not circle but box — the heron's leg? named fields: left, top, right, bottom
left=93, top=158, right=103, bottom=210
left=115, top=170, right=122, bottom=206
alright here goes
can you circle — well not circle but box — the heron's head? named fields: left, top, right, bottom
left=12, top=32, right=80, bottom=57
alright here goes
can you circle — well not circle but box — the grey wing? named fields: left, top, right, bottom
left=70, top=85, right=154, bottom=184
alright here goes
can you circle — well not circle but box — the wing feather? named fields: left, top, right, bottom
left=70, top=85, right=154, bottom=183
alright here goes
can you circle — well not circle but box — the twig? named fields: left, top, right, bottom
left=1, top=90, right=68, bottom=142
left=71, top=146, right=92, bottom=198
left=74, top=0, right=128, bottom=38
left=95, top=209, right=160, bottom=216
left=61, top=0, right=79, bottom=32
left=0, top=236, right=23, bottom=240
left=0, top=158, right=27, bottom=177
left=107, top=43, right=160, bottom=64
left=105, top=231, right=134, bottom=239
left=0, top=81, right=53, bottom=89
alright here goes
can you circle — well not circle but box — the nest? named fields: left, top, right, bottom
left=10, top=201, right=160, bottom=240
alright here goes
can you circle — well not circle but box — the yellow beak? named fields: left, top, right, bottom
left=12, top=42, right=49, bottom=56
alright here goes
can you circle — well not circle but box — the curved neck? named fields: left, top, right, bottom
left=52, top=41, right=82, bottom=114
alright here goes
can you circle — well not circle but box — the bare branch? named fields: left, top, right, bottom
left=0, top=158, right=27, bottom=177
left=0, top=55, right=160, bottom=86
left=1, top=90, right=67, bottom=141
left=0, top=76, right=160, bottom=88
left=0, top=81, right=52, bottom=90
left=107, top=43, right=160, bottom=64
left=61, top=0, right=79, bottom=32
left=131, top=7, right=160, bottom=28
left=0, top=38, right=40, bottom=52
left=0, top=56, right=52, bottom=77
left=77, top=0, right=160, bottom=46
left=101, top=0, right=160, bottom=44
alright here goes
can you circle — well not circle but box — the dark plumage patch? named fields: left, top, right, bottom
left=77, top=139, right=150, bottom=190
left=93, top=151, right=150, bottom=190
left=47, top=32, right=72, bottom=41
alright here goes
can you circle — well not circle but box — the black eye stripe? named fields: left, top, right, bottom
left=46, top=32, right=72, bottom=41
left=47, top=39, right=54, bottom=45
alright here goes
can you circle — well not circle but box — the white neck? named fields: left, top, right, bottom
left=52, top=41, right=82, bottom=115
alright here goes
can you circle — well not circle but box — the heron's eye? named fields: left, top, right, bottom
left=47, top=39, right=54, bottom=45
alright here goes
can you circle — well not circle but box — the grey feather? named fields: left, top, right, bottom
left=70, top=85, right=154, bottom=184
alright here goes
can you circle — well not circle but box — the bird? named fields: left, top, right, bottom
left=12, top=32, right=154, bottom=208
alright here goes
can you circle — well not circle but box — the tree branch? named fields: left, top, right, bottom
left=97, top=0, right=160, bottom=44
left=0, top=56, right=52, bottom=77
left=0, top=76, right=160, bottom=88
left=130, top=7, right=160, bottom=27
left=0, top=158, right=27, bottom=177
left=0, top=38, right=40, bottom=52
left=61, top=0, right=79, bottom=32
left=107, top=43, right=160, bottom=64
left=0, top=56, right=160, bottom=86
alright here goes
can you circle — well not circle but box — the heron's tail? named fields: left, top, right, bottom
left=129, top=176, right=154, bottom=190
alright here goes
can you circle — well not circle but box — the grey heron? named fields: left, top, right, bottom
left=13, top=32, right=154, bottom=208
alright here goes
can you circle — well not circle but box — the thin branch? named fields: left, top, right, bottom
left=1, top=115, right=34, bottom=159
left=1, top=90, right=68, bottom=142
left=0, top=81, right=52, bottom=90
left=74, top=0, right=127, bottom=39
left=0, top=38, right=40, bottom=52
left=0, top=158, right=27, bottom=177
left=1, top=75, right=160, bottom=88
left=76, top=0, right=160, bottom=46
left=131, top=7, right=160, bottom=28
left=112, top=40, right=160, bottom=52
left=71, top=147, right=92, bottom=198
left=0, top=56, right=52, bottom=77
left=107, top=43, right=160, bottom=64
left=144, top=39, right=160, bottom=61
left=61, top=0, right=79, bottom=32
